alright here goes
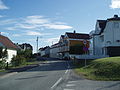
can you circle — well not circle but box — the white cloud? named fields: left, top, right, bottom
left=1, top=32, right=9, bottom=36
left=12, top=34, right=21, bottom=37
left=43, top=24, right=73, bottom=29
left=0, top=0, right=9, bottom=10
left=0, top=19, right=17, bottom=25
left=26, top=31, right=43, bottom=36
left=0, top=15, right=4, bottom=18
left=110, top=0, right=120, bottom=9
left=4, top=15, right=73, bottom=30
left=25, top=15, right=49, bottom=24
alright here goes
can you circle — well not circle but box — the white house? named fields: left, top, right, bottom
left=50, top=43, right=60, bottom=58
left=39, top=46, right=50, bottom=57
left=0, top=35, right=18, bottom=63
left=90, top=15, right=120, bottom=57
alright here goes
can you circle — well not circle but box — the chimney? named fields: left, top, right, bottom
left=73, top=30, right=76, bottom=33
left=114, top=15, right=118, bottom=18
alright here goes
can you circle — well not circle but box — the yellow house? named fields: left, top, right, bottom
left=59, top=31, right=90, bottom=59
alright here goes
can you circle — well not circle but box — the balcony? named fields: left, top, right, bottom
left=59, top=46, right=69, bottom=53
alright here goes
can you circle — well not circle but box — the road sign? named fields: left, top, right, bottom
left=83, top=47, right=88, bottom=51
left=83, top=40, right=87, bottom=45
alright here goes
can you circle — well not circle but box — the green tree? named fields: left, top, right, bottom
left=0, top=47, right=8, bottom=69
left=0, top=47, right=8, bottom=60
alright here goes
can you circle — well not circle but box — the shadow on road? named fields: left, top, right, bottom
left=25, top=59, right=73, bottom=72
left=16, top=75, right=46, bottom=80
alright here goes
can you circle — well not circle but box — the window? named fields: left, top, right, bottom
left=114, top=22, right=119, bottom=28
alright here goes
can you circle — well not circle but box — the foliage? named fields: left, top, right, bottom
left=17, top=49, right=32, bottom=59
left=0, top=59, right=6, bottom=69
left=11, top=55, right=26, bottom=67
left=0, top=47, right=8, bottom=59
left=74, top=57, right=120, bottom=80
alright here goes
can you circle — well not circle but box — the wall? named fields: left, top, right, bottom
left=7, top=49, right=17, bottom=63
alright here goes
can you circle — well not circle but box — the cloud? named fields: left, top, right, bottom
left=0, top=15, right=4, bottom=18
left=12, top=34, right=21, bottom=37
left=0, top=0, right=9, bottom=10
left=1, top=32, right=9, bottom=36
left=26, top=31, right=43, bottom=36
left=25, top=15, right=49, bottom=24
left=43, top=24, right=73, bottom=29
left=4, top=15, right=73, bottom=30
left=110, top=0, right=120, bottom=9
left=0, top=19, right=17, bottom=25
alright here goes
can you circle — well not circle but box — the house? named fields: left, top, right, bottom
left=18, top=43, right=33, bottom=51
left=0, top=35, right=18, bottom=63
left=90, top=15, right=120, bottom=57
left=50, top=43, right=60, bottom=58
left=58, top=31, right=90, bottom=59
left=39, top=46, right=50, bottom=57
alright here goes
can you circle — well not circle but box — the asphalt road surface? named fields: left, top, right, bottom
left=0, top=59, right=120, bottom=90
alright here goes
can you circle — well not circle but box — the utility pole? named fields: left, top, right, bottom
left=36, top=37, right=38, bottom=53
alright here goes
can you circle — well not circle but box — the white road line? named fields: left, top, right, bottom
left=68, top=81, right=78, bottom=83
left=68, top=81, right=79, bottom=83
left=64, top=89, right=74, bottom=90
left=65, top=70, right=69, bottom=74
left=66, top=84, right=75, bottom=87
left=51, top=77, right=62, bottom=89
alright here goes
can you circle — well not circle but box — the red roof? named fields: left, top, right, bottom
left=0, top=35, right=18, bottom=49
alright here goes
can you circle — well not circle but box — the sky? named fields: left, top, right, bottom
left=0, top=0, right=120, bottom=53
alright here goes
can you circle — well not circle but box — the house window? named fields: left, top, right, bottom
left=100, top=35, right=104, bottom=42
left=114, top=22, right=119, bottom=28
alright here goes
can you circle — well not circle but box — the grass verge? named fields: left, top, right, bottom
left=74, top=57, right=120, bottom=81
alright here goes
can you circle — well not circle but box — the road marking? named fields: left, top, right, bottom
left=65, top=70, right=69, bottom=74
left=64, top=89, right=74, bottom=90
left=51, top=77, right=62, bottom=89
left=68, top=81, right=79, bottom=83
left=66, top=84, right=75, bottom=87
left=0, top=72, right=18, bottom=79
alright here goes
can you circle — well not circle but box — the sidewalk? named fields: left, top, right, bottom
left=0, top=64, right=39, bottom=77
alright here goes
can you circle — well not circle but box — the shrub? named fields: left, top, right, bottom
left=0, top=59, right=6, bottom=69
left=11, top=55, right=26, bottom=67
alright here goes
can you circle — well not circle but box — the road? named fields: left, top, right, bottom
left=0, top=59, right=120, bottom=90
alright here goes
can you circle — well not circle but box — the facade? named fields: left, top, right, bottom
left=50, top=43, right=60, bottom=58
left=58, top=31, right=90, bottom=59
left=0, top=35, right=18, bottom=63
left=39, top=46, right=50, bottom=57
left=90, top=15, right=120, bottom=57
left=18, top=43, right=33, bottom=51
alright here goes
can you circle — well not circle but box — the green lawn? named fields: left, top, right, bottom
left=74, top=57, right=120, bottom=81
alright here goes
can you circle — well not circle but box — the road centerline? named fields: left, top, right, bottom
left=51, top=77, right=63, bottom=89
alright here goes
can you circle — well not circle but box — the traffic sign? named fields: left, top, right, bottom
left=83, top=47, right=88, bottom=51
left=83, top=40, right=87, bottom=45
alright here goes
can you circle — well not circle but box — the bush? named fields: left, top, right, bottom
left=0, top=59, right=6, bottom=69
left=11, top=55, right=26, bottom=67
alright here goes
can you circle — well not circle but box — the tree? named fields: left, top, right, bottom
left=0, top=47, right=8, bottom=69
left=0, top=47, right=8, bottom=60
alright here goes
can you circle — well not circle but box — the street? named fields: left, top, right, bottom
left=0, top=59, right=120, bottom=90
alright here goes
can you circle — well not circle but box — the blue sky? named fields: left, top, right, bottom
left=0, top=0, right=120, bottom=53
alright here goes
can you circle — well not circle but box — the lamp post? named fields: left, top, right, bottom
left=36, top=37, right=39, bottom=53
